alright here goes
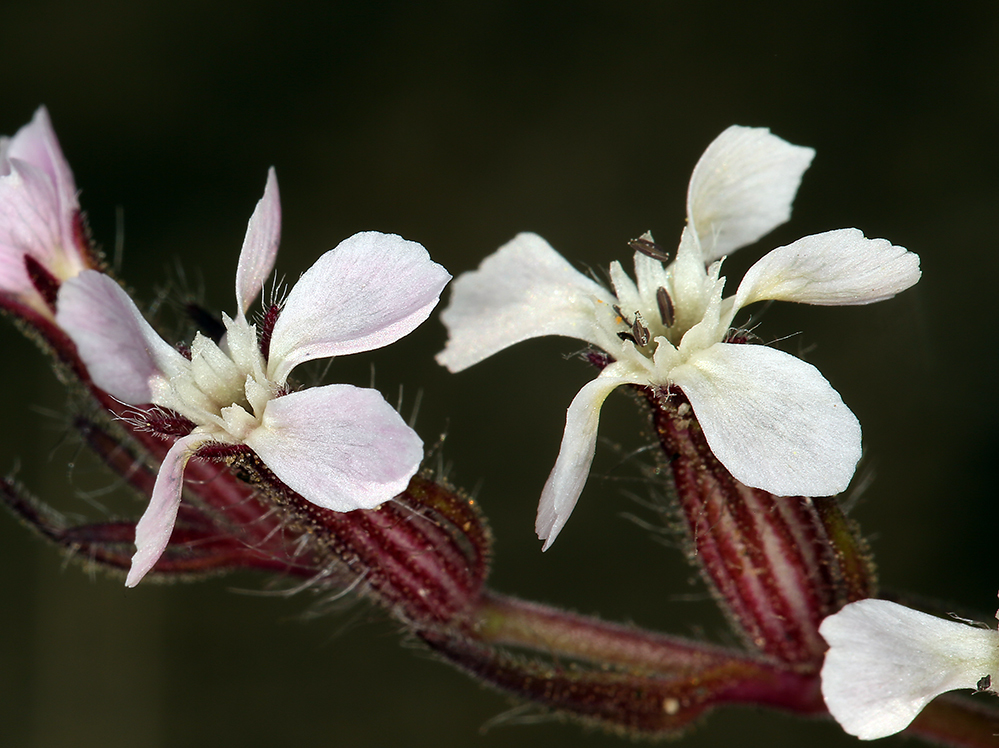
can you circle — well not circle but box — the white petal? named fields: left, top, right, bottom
left=56, top=271, right=189, bottom=404
left=268, top=231, right=450, bottom=384
left=734, top=228, right=921, bottom=308
left=687, top=126, right=815, bottom=262
left=245, top=384, right=423, bottom=512
left=234, top=168, right=281, bottom=316
left=669, top=343, right=861, bottom=497
left=438, top=232, right=614, bottom=373
left=820, top=599, right=999, bottom=740
left=126, top=433, right=209, bottom=587
left=536, top=371, right=635, bottom=550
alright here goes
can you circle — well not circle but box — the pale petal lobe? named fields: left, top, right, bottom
left=235, top=167, right=281, bottom=315
left=438, top=232, right=614, bottom=372
left=820, top=599, right=999, bottom=740
left=56, top=271, right=188, bottom=403
left=245, top=384, right=424, bottom=512
left=269, top=231, right=450, bottom=383
left=126, top=433, right=209, bottom=587
left=735, top=228, right=922, bottom=308
left=687, top=126, right=815, bottom=261
left=670, top=343, right=861, bottom=497
left=536, top=372, right=635, bottom=550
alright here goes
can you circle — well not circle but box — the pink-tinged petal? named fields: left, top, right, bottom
left=687, top=126, right=815, bottom=262
left=244, top=384, right=423, bottom=512
left=438, top=232, right=614, bottom=373
left=3, top=107, right=79, bottom=250
left=234, top=168, right=281, bottom=316
left=670, top=343, right=861, bottom=497
left=537, top=371, right=635, bottom=550
left=0, top=243, right=32, bottom=295
left=126, top=433, right=209, bottom=587
left=0, top=160, right=64, bottom=289
left=268, top=232, right=450, bottom=384
left=56, top=271, right=189, bottom=403
left=734, top=228, right=921, bottom=309
left=820, top=599, right=999, bottom=740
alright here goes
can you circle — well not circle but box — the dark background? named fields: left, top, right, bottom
left=2, top=2, right=997, bottom=746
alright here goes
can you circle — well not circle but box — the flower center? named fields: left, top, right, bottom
left=152, top=314, right=276, bottom=442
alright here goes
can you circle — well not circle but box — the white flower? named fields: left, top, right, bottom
left=437, top=126, right=921, bottom=549
left=56, top=169, right=451, bottom=586
left=0, top=107, right=92, bottom=313
left=820, top=598, right=999, bottom=740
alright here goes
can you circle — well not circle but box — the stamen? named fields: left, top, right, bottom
left=617, top=331, right=638, bottom=344
left=628, top=231, right=670, bottom=263
left=656, top=286, right=675, bottom=327
left=632, top=312, right=650, bottom=347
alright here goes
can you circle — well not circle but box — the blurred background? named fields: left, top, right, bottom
left=1, top=2, right=997, bottom=746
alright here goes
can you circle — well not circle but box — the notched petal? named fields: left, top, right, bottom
left=245, top=384, right=424, bottom=512
left=56, top=271, right=188, bottom=403
left=687, top=126, right=815, bottom=262
left=670, top=343, right=861, bottom=497
left=820, top=599, right=999, bottom=740
left=734, top=228, right=921, bottom=309
left=438, top=232, right=613, bottom=373
left=269, top=231, right=450, bottom=383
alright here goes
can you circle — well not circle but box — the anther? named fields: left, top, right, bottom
left=628, top=231, right=670, bottom=263
left=632, top=312, right=650, bottom=347
left=656, top=286, right=675, bottom=327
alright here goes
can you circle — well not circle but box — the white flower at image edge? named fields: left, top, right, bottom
left=437, top=126, right=921, bottom=549
left=56, top=169, right=451, bottom=586
left=820, top=598, right=999, bottom=740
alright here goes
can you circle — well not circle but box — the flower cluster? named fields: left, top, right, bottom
left=9, top=108, right=991, bottom=746
left=438, top=126, right=921, bottom=548
left=56, top=169, right=451, bottom=586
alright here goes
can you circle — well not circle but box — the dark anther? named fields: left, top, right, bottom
left=656, top=286, right=675, bottom=327
left=617, top=331, right=637, bottom=344
left=977, top=674, right=992, bottom=692
left=631, top=312, right=650, bottom=347
left=628, top=231, right=670, bottom=263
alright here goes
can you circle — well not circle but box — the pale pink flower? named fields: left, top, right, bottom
left=57, top=170, right=451, bottom=585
